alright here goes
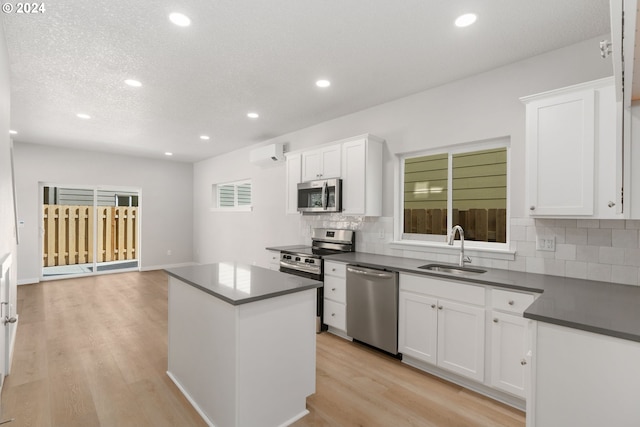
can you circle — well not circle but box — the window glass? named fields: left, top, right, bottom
left=403, top=153, right=448, bottom=236
left=213, top=180, right=252, bottom=210
left=452, top=148, right=507, bottom=243
left=401, top=145, right=508, bottom=245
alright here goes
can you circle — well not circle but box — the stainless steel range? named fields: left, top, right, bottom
left=278, top=228, right=355, bottom=331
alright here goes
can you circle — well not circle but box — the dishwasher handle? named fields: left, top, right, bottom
left=347, top=266, right=395, bottom=279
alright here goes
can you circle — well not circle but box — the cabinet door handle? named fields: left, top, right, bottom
left=521, top=359, right=527, bottom=366
left=508, top=300, right=515, bottom=306
left=331, top=313, right=335, bottom=317
left=608, top=201, right=615, bottom=208
left=529, top=206, right=535, bottom=211
left=493, top=318, right=499, bottom=323
left=331, top=288, right=336, bottom=291
left=438, top=305, right=443, bottom=310
left=430, top=304, right=436, bottom=309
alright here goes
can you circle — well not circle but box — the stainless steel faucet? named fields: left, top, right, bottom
left=448, top=225, right=471, bottom=267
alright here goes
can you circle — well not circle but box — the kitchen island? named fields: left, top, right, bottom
left=164, top=262, right=322, bottom=427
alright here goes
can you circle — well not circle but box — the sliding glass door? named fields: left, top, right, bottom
left=41, top=184, right=141, bottom=278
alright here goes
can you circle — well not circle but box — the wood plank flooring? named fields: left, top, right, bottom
left=1, top=271, right=525, bottom=427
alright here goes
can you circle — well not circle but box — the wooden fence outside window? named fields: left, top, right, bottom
left=404, top=208, right=507, bottom=243
left=43, top=205, right=138, bottom=267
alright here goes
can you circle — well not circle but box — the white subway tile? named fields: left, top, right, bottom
left=516, top=241, right=536, bottom=257
left=611, top=265, right=639, bottom=286
left=599, top=247, right=626, bottom=265
left=623, top=248, right=640, bottom=267
left=526, top=226, right=537, bottom=242
left=510, top=225, right=526, bottom=241
left=566, top=228, right=588, bottom=245
left=508, top=255, right=526, bottom=272
left=534, top=219, right=555, bottom=228
left=576, top=245, right=599, bottom=262
left=491, top=259, right=509, bottom=270
left=600, top=219, right=625, bottom=229
left=535, top=250, right=555, bottom=259
left=577, top=219, right=600, bottom=229
left=543, top=259, right=565, bottom=277
left=612, top=229, right=639, bottom=248
left=625, top=220, right=640, bottom=230
left=511, top=218, right=534, bottom=227
left=555, top=219, right=577, bottom=228
left=555, top=244, right=577, bottom=261
left=587, top=229, right=612, bottom=246
left=526, top=257, right=545, bottom=274
left=565, top=261, right=588, bottom=279
left=587, top=263, right=612, bottom=282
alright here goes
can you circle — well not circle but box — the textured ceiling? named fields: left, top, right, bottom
left=2, top=0, right=610, bottom=162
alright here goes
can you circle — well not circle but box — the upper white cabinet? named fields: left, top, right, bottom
left=521, top=77, right=622, bottom=218
left=301, top=144, right=341, bottom=181
left=341, top=136, right=383, bottom=216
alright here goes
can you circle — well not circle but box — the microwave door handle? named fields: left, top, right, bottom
left=322, top=181, right=328, bottom=210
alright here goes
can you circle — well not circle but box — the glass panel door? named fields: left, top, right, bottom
left=42, top=185, right=140, bottom=278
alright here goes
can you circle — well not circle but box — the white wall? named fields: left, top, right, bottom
left=13, top=142, right=193, bottom=283
left=0, top=21, right=19, bottom=360
left=194, top=36, right=614, bottom=271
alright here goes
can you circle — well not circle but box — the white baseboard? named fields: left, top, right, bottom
left=166, top=370, right=213, bottom=427
left=18, top=278, right=39, bottom=285
left=141, top=262, right=197, bottom=272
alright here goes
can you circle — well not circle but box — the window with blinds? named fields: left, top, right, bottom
left=213, top=180, right=252, bottom=211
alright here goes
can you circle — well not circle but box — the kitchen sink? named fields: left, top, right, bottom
left=418, top=263, right=487, bottom=275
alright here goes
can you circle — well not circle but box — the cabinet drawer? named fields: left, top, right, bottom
left=491, top=289, right=535, bottom=314
left=324, top=276, right=346, bottom=304
left=323, top=299, right=346, bottom=330
left=325, top=261, right=346, bottom=278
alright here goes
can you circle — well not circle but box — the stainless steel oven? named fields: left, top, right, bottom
left=278, top=228, right=355, bottom=332
left=297, top=178, right=342, bottom=213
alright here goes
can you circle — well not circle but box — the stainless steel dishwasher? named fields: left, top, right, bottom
left=346, top=265, right=399, bottom=355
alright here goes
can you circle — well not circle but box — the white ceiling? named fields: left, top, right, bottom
left=2, top=0, right=611, bottom=163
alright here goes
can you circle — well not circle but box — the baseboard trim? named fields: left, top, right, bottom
left=166, top=370, right=214, bottom=427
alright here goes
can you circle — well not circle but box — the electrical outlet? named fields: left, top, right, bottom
left=378, top=229, right=385, bottom=239
left=536, top=236, right=556, bottom=252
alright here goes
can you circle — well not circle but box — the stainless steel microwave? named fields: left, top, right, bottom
left=297, top=178, right=342, bottom=213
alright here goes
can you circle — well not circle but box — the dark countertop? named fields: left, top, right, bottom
left=323, top=252, right=640, bottom=343
left=165, top=262, right=322, bottom=306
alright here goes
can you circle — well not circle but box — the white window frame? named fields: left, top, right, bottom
left=211, top=179, right=253, bottom=212
left=392, top=137, right=513, bottom=258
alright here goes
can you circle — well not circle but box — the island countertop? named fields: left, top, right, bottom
left=165, top=262, right=322, bottom=305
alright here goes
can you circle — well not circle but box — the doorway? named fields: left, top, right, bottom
left=41, top=184, right=141, bottom=278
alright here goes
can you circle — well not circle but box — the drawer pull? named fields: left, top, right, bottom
left=493, top=318, right=499, bottom=323
left=430, top=304, right=436, bottom=309
left=508, top=300, right=515, bottom=306
left=438, top=305, right=443, bottom=310
left=521, top=359, right=527, bottom=366
left=331, top=288, right=336, bottom=291
left=331, top=313, right=335, bottom=317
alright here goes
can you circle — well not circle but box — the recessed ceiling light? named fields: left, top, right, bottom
left=165, top=152, right=173, bottom=156
left=9, top=130, right=17, bottom=135
left=125, top=79, right=142, bottom=87
left=169, top=12, right=191, bottom=27
left=455, top=13, right=477, bottom=27
left=247, top=112, right=259, bottom=119
left=316, top=79, right=331, bottom=88
left=76, top=113, right=91, bottom=119
left=200, top=135, right=210, bottom=140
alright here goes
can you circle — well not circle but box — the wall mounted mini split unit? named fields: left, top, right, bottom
left=249, top=142, right=285, bottom=166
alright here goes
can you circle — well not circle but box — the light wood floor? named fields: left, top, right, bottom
left=1, top=271, right=525, bottom=427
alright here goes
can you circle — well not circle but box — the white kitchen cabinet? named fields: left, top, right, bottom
left=323, top=261, right=348, bottom=334
left=341, top=136, right=383, bottom=216
left=398, top=291, right=437, bottom=364
left=399, top=274, right=485, bottom=382
left=301, top=144, right=341, bottom=182
left=489, top=288, right=534, bottom=399
left=490, top=311, right=528, bottom=398
left=532, top=322, right=640, bottom=427
left=285, top=153, right=302, bottom=214
left=522, top=77, right=622, bottom=218
left=266, top=250, right=280, bottom=271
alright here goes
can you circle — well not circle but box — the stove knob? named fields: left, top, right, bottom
left=295, top=257, right=301, bottom=262
left=308, top=259, right=315, bottom=264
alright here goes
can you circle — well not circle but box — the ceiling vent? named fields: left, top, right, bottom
left=249, top=143, right=285, bottom=166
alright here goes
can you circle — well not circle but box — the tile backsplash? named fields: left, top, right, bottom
left=301, top=215, right=640, bottom=286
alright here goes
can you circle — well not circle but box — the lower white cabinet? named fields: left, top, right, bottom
left=399, top=274, right=485, bottom=382
left=266, top=250, right=280, bottom=271
left=490, top=311, right=528, bottom=398
left=323, top=261, right=347, bottom=333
